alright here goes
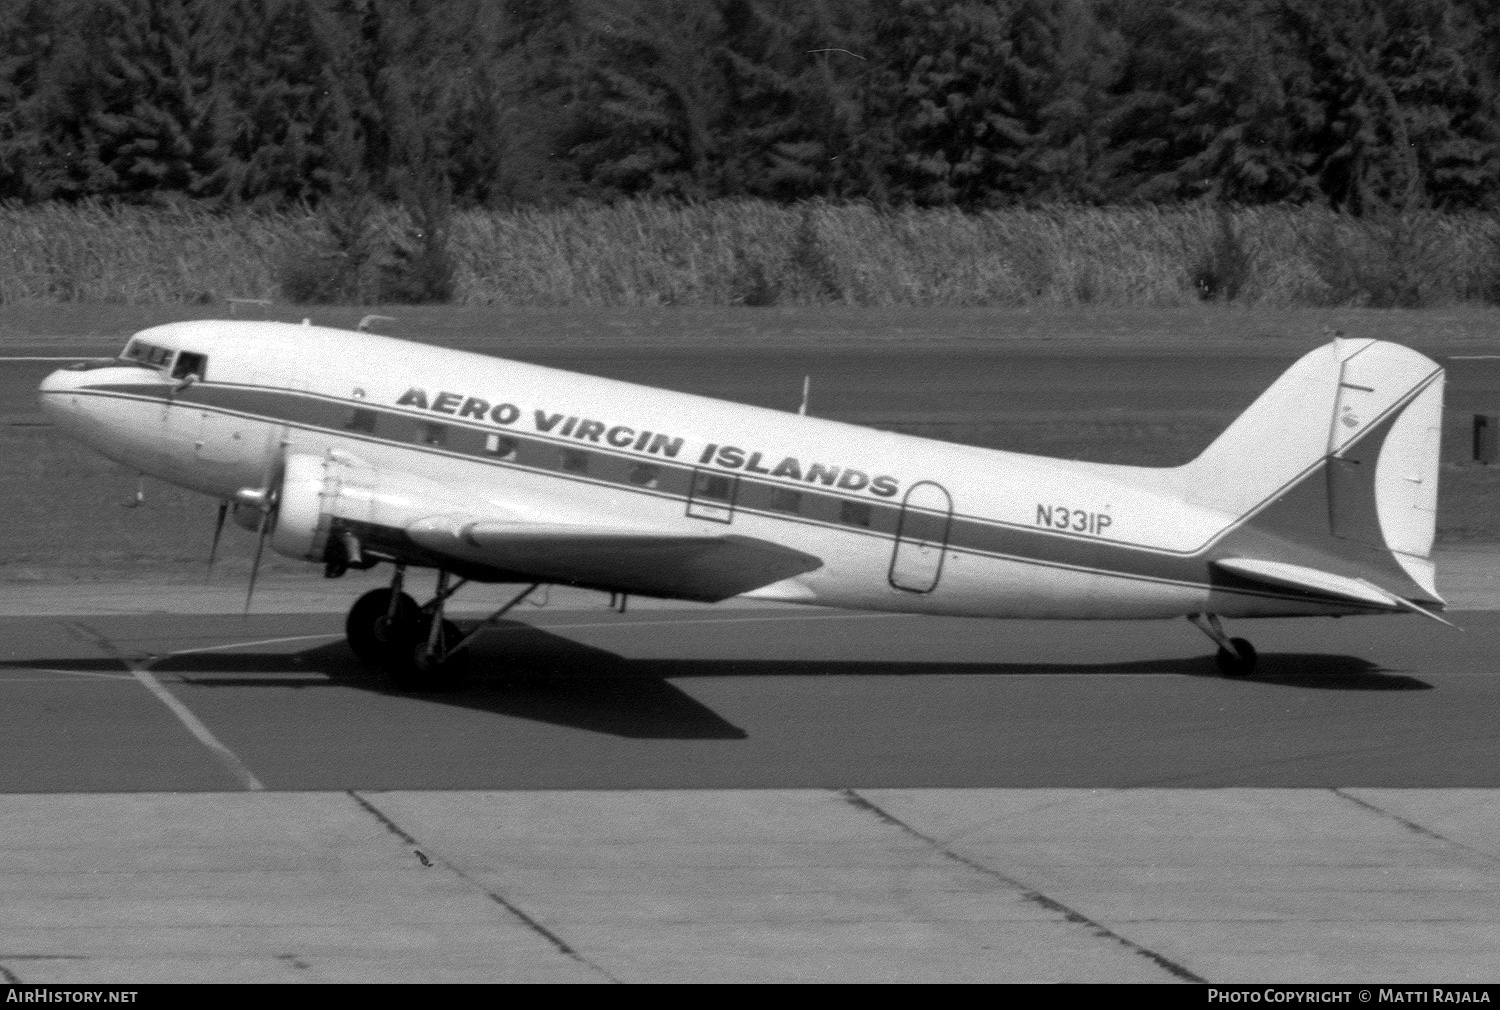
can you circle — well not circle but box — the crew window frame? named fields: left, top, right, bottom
left=122, top=339, right=176, bottom=370
left=170, top=351, right=208, bottom=381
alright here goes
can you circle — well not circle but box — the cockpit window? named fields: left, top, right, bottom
left=67, top=358, right=135, bottom=372
left=122, top=339, right=175, bottom=369
left=171, top=351, right=207, bottom=381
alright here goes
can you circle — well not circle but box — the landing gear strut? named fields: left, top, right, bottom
left=344, top=565, right=542, bottom=691
left=1188, top=613, right=1257, bottom=677
left=399, top=569, right=470, bottom=690
left=346, top=564, right=419, bottom=664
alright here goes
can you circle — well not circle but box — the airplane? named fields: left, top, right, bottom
left=38, top=320, right=1447, bottom=688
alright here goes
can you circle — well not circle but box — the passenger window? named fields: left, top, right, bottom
left=171, top=351, right=207, bottom=381
left=840, top=500, right=872, bottom=528
left=421, top=422, right=447, bottom=446
left=345, top=408, right=378, bottom=433
left=694, top=473, right=734, bottom=502
left=484, top=434, right=518, bottom=459
left=769, top=487, right=802, bottom=514
left=561, top=448, right=589, bottom=474
left=628, top=463, right=660, bottom=488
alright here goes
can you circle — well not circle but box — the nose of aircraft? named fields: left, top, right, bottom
left=37, top=365, right=107, bottom=439
left=38, top=365, right=86, bottom=419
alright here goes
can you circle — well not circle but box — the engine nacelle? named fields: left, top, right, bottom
left=271, top=453, right=334, bottom=562
left=261, top=450, right=479, bottom=566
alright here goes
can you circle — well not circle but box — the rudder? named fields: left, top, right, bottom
left=1179, top=338, right=1444, bottom=594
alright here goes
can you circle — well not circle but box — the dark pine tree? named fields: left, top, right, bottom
left=714, top=0, right=874, bottom=200
left=863, top=0, right=1036, bottom=207
left=0, top=0, right=67, bottom=200
left=561, top=0, right=737, bottom=198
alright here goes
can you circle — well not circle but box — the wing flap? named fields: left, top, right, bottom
left=408, top=516, right=823, bottom=602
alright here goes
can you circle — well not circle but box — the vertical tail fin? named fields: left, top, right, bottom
left=1179, top=338, right=1444, bottom=601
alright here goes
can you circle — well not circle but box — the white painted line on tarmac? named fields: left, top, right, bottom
left=159, top=617, right=900, bottom=652
left=2, top=676, right=136, bottom=684
left=167, top=632, right=341, bottom=656
left=0, top=356, right=95, bottom=361
left=129, top=667, right=265, bottom=790
left=10, top=667, right=136, bottom=682
left=168, top=671, right=330, bottom=682
left=525, top=612, right=921, bottom=632
left=63, top=621, right=265, bottom=791
left=1449, top=355, right=1500, bottom=360
left=52, top=617, right=895, bottom=663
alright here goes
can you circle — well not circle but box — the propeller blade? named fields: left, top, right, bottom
left=244, top=503, right=271, bottom=615
left=243, top=451, right=285, bottom=615
left=207, top=501, right=229, bottom=575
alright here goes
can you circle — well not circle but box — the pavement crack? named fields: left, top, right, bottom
left=348, top=789, right=421, bottom=846
left=839, top=788, right=1206, bottom=984
left=347, top=791, right=620, bottom=983
left=1332, top=789, right=1498, bottom=864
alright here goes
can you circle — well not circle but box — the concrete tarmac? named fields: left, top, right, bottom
left=2, top=788, right=1498, bottom=983
left=2, top=593, right=1500, bottom=981
left=4, top=596, right=1500, bottom=791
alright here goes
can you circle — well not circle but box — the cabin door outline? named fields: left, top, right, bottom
left=888, top=480, right=954, bottom=593
left=686, top=467, right=739, bottom=523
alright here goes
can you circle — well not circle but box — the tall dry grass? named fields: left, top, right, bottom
left=0, top=200, right=303, bottom=303
left=1, top=198, right=1495, bottom=307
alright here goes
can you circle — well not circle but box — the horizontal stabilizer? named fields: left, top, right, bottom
left=1212, top=557, right=1452, bottom=625
left=408, top=517, right=823, bottom=602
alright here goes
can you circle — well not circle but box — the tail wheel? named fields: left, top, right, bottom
left=1215, top=637, right=1258, bottom=678
left=346, top=588, right=419, bottom=664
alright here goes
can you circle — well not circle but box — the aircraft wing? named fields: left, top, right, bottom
left=406, top=516, right=824, bottom=602
left=1211, top=557, right=1453, bottom=625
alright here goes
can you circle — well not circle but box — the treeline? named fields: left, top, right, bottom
left=2, top=0, right=1498, bottom=214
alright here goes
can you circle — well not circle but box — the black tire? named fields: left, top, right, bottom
left=1215, top=637, right=1258, bottom=677
left=345, top=588, right=419, bottom=665
left=391, top=618, right=470, bottom=691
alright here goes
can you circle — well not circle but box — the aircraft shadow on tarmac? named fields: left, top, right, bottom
left=8, top=621, right=1432, bottom=741
left=159, top=627, right=751, bottom=741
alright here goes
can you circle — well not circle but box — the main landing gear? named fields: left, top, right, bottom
left=344, top=564, right=541, bottom=690
left=346, top=565, right=418, bottom=664
left=1188, top=613, right=1257, bottom=677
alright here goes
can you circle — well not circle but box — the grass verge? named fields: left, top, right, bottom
left=2, top=200, right=1497, bottom=310
left=2, top=301, right=1499, bottom=356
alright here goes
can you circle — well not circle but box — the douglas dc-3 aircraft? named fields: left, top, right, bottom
left=39, top=320, right=1447, bottom=687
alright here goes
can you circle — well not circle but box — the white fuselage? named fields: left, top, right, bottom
left=39, top=321, right=1366, bottom=620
